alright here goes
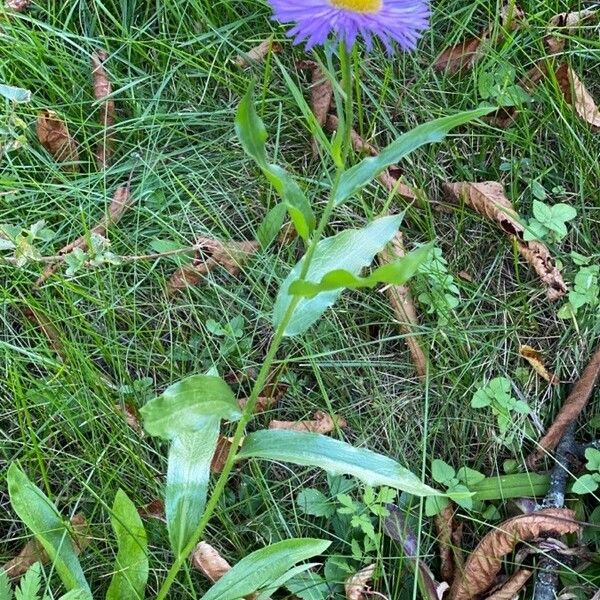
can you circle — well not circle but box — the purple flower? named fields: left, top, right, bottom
left=268, top=0, right=430, bottom=52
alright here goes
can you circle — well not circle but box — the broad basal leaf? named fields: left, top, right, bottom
left=202, top=538, right=331, bottom=600
left=167, top=421, right=220, bottom=557
left=236, top=430, right=440, bottom=497
left=273, top=214, right=403, bottom=337
left=106, top=490, right=149, bottom=600
left=7, top=465, right=90, bottom=593
left=236, top=82, right=315, bottom=239
left=0, top=84, right=31, bottom=103
left=333, top=107, right=494, bottom=206
left=141, top=374, right=240, bottom=439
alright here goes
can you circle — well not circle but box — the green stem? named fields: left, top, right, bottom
left=155, top=42, right=356, bottom=600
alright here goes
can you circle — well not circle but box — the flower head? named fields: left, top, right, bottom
left=269, top=0, right=430, bottom=52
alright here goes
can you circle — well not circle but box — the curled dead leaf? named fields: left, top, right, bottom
left=5, top=0, right=29, bottom=10
left=484, top=569, right=532, bottom=600
left=235, top=38, right=281, bottom=68
left=36, top=184, right=133, bottom=286
left=444, top=181, right=567, bottom=300
left=91, top=50, right=115, bottom=169
left=435, top=503, right=464, bottom=585
left=378, top=232, right=427, bottom=378
left=191, top=541, right=232, bottom=582
left=36, top=110, right=79, bottom=171
left=519, top=345, right=559, bottom=385
left=210, top=436, right=233, bottom=473
left=527, top=345, right=600, bottom=469
left=448, top=508, right=579, bottom=600
left=269, top=410, right=346, bottom=434
left=2, top=514, right=89, bottom=580
left=545, top=9, right=598, bottom=54
left=555, top=62, right=600, bottom=129
left=345, top=564, right=376, bottom=600
left=137, top=499, right=165, bottom=521
left=115, top=402, right=142, bottom=433
left=167, top=237, right=258, bottom=295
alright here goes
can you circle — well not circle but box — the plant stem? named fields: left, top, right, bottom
left=155, top=43, right=356, bottom=600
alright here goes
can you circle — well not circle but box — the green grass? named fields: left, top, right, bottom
left=1, top=0, right=599, bottom=598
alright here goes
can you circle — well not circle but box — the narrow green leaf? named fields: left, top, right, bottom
left=7, top=465, right=90, bottom=593
left=166, top=421, right=220, bottom=557
left=237, top=430, right=441, bottom=497
left=202, top=539, right=331, bottom=600
left=59, top=591, right=93, bottom=600
left=106, top=490, right=149, bottom=600
left=257, top=203, right=287, bottom=248
left=0, top=84, right=32, bottom=103
left=470, top=472, right=550, bottom=501
left=288, top=244, right=431, bottom=298
left=273, top=214, right=403, bottom=336
left=141, top=375, right=240, bottom=440
left=333, top=107, right=495, bottom=206
left=235, top=81, right=268, bottom=167
left=255, top=563, right=319, bottom=600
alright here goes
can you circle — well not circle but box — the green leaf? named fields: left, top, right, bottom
left=551, top=203, right=577, bottom=223
left=202, top=539, right=331, bottom=600
left=285, top=571, right=330, bottom=600
left=471, top=389, right=491, bottom=408
left=7, top=465, right=89, bottom=593
left=425, top=495, right=450, bottom=517
left=469, top=472, right=550, bottom=501
left=15, top=563, right=42, bottom=600
left=59, top=591, right=93, bottom=600
left=557, top=302, right=576, bottom=319
left=431, top=460, right=455, bottom=485
left=333, top=107, right=494, bottom=206
left=255, top=563, right=319, bottom=600
left=457, top=467, right=486, bottom=487
left=0, top=84, right=32, bottom=103
left=296, top=489, right=335, bottom=518
left=167, top=421, right=220, bottom=556
left=288, top=244, right=432, bottom=298
left=532, top=200, right=553, bottom=224
left=585, top=448, right=600, bottom=472
left=0, top=571, right=13, bottom=600
left=572, top=474, right=599, bottom=495
left=236, top=82, right=315, bottom=240
left=257, top=203, right=287, bottom=249
left=237, top=430, right=441, bottom=497
left=273, top=214, right=403, bottom=337
left=523, top=219, right=549, bottom=242
left=141, top=375, right=240, bottom=440
left=149, top=240, right=193, bottom=265
left=106, top=490, right=149, bottom=600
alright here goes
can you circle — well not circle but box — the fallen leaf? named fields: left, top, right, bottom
left=519, top=345, right=559, bottom=385
left=545, top=9, right=598, bottom=54
left=448, top=508, right=579, bottom=600
left=555, top=62, right=600, bottom=129
left=115, top=402, right=142, bottom=433
left=137, top=499, right=165, bottom=521
left=458, top=271, right=474, bottom=282
left=277, top=221, right=298, bottom=246
left=238, top=381, right=287, bottom=414
left=91, top=50, right=115, bottom=169
left=527, top=345, right=600, bottom=469
left=210, top=436, right=233, bottom=473
left=325, top=115, right=418, bottom=202
left=433, top=35, right=487, bottom=74
left=269, top=410, right=346, bottom=434
left=444, top=181, right=567, bottom=300
left=235, top=38, right=281, bottom=68
left=36, top=184, right=133, bottom=286
left=167, top=237, right=258, bottom=295
left=378, top=232, right=427, bottom=378
left=36, top=110, right=79, bottom=171
left=484, top=569, right=532, bottom=600
left=345, top=564, right=376, bottom=600
left=435, top=503, right=464, bottom=585
left=298, top=60, right=333, bottom=156
left=5, top=0, right=30, bottom=11
left=2, top=514, right=89, bottom=580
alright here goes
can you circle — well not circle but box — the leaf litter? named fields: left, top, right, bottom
left=235, top=37, right=281, bottom=68
left=345, top=563, right=376, bottom=600
left=36, top=110, right=80, bottom=171
left=91, top=49, right=116, bottom=169
left=269, top=410, right=346, bottom=434
left=519, top=345, right=559, bottom=385
left=434, top=503, right=463, bottom=585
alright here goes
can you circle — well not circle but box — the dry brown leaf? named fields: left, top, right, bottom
left=545, top=9, right=598, bottom=54
left=269, top=410, right=346, bottom=434
left=235, top=38, right=281, bottom=68
left=435, top=503, right=464, bottom=585
left=5, top=0, right=30, bottom=11
left=556, top=62, right=600, bottom=129
left=378, top=232, right=427, bottom=378
left=36, top=110, right=79, bottom=171
left=444, top=181, right=567, bottom=300
left=527, top=345, right=600, bottom=469
left=137, top=499, right=165, bottom=521
left=36, top=184, right=133, bottom=286
left=433, top=35, right=487, bottom=74
left=91, top=50, right=115, bottom=169
left=484, top=569, right=532, bottom=600
left=210, top=436, right=233, bottom=473
left=325, top=115, right=418, bottom=202
left=115, top=402, right=142, bottom=432
left=191, top=542, right=232, bottom=582
left=167, top=237, right=258, bottom=295
left=448, top=508, right=579, bottom=600
left=519, top=345, right=559, bottom=385
left=2, top=514, right=89, bottom=580
left=238, top=381, right=287, bottom=414
left=298, top=60, right=333, bottom=156
left=345, top=564, right=376, bottom=600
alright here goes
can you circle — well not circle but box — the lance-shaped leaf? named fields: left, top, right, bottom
left=237, top=430, right=441, bottom=497
left=106, top=490, right=149, bottom=600
left=273, top=214, right=404, bottom=336
left=141, top=375, right=240, bottom=440
left=289, top=244, right=432, bottom=298
left=236, top=83, right=315, bottom=240
left=333, top=107, right=495, bottom=206
left=202, top=538, right=331, bottom=600
left=7, top=465, right=90, bottom=593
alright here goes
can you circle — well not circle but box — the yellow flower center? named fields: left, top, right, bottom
left=331, top=0, right=382, bottom=13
